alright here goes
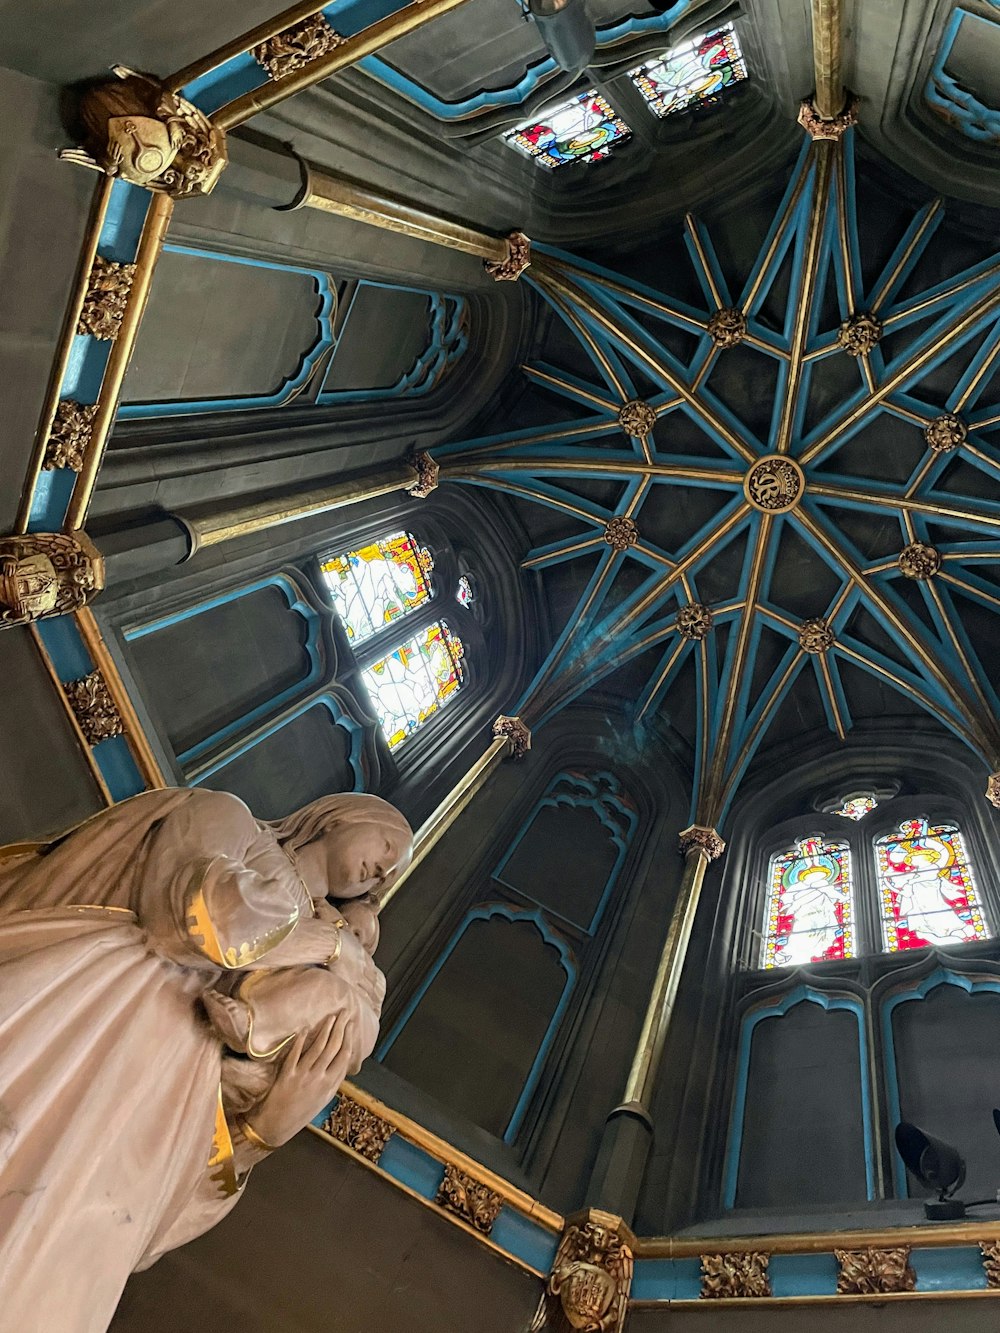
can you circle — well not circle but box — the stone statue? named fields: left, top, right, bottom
left=0, top=787, right=412, bottom=1332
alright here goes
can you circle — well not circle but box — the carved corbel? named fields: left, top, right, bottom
left=493, top=714, right=531, bottom=758
left=60, top=66, right=227, bottom=197
left=530, top=1210, right=634, bottom=1333
left=485, top=231, right=531, bottom=282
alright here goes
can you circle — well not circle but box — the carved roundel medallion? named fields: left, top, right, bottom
left=743, top=455, right=805, bottom=513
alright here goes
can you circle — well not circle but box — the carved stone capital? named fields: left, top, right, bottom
left=797, top=95, right=859, bottom=140
left=707, top=306, right=747, bottom=349
left=64, top=670, right=124, bottom=745
left=43, top=400, right=97, bottom=471
left=61, top=66, right=227, bottom=198
left=493, top=714, right=531, bottom=758
left=898, top=540, right=940, bottom=580
left=924, top=412, right=967, bottom=453
left=0, top=531, right=104, bottom=628
left=531, top=1211, right=634, bottom=1333
left=679, top=824, right=726, bottom=860
left=604, top=515, right=639, bottom=552
left=835, top=1247, right=916, bottom=1295
left=986, top=773, right=1000, bottom=809
left=78, top=256, right=136, bottom=341
left=677, top=601, right=713, bottom=641
left=617, top=399, right=657, bottom=437
left=406, top=450, right=439, bottom=499
left=798, top=617, right=835, bottom=654
left=323, top=1096, right=393, bottom=1164
left=980, top=1241, right=1000, bottom=1287
left=252, top=14, right=345, bottom=79
left=435, top=1164, right=503, bottom=1235
left=485, top=231, right=531, bottom=282
left=837, top=312, right=883, bottom=356
left=700, top=1251, right=771, bottom=1298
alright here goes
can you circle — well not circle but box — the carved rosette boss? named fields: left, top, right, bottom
left=435, top=1165, right=503, bottom=1235
left=617, top=399, right=657, bottom=437
left=485, top=231, right=531, bottom=282
left=252, top=14, right=345, bottom=79
left=797, top=96, right=859, bottom=140
left=837, top=312, right=883, bottom=356
left=744, top=456, right=804, bottom=513
left=835, top=1247, right=916, bottom=1295
left=924, top=413, right=967, bottom=453
left=898, top=541, right=941, bottom=580
left=677, top=602, right=713, bottom=641
left=61, top=66, right=227, bottom=198
left=493, top=714, right=531, bottom=758
left=405, top=451, right=439, bottom=499
left=530, top=1213, right=634, bottom=1333
left=707, top=307, right=746, bottom=349
left=64, top=670, right=125, bottom=746
left=798, top=617, right=835, bottom=654
left=679, top=825, right=726, bottom=860
left=0, top=531, right=104, bottom=628
left=700, top=1251, right=771, bottom=1299
left=323, top=1096, right=393, bottom=1164
left=604, top=516, right=638, bottom=553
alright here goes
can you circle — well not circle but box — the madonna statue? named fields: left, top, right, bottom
left=0, top=786, right=412, bottom=1333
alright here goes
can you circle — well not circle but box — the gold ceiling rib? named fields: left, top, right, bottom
left=869, top=200, right=943, bottom=314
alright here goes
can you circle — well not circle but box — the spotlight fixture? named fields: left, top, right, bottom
left=527, top=0, right=595, bottom=78
left=895, top=1121, right=967, bottom=1219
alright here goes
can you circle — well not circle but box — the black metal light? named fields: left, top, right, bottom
left=527, top=0, right=595, bottom=78
left=895, top=1121, right=967, bottom=1220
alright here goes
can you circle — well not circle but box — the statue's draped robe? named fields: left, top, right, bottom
left=0, top=789, right=338, bottom=1333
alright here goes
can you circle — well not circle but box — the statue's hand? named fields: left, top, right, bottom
left=244, top=1014, right=355, bottom=1148
left=331, top=923, right=386, bottom=1015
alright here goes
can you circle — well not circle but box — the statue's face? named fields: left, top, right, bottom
left=318, top=822, right=408, bottom=900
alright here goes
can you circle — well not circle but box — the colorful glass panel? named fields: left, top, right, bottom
left=503, top=90, right=632, bottom=170
left=320, top=532, right=433, bottom=644
left=628, top=24, right=748, bottom=119
left=875, top=818, right=988, bottom=952
left=833, top=794, right=878, bottom=821
left=761, top=836, right=854, bottom=968
left=456, top=574, right=474, bottom=607
left=362, top=620, right=464, bottom=750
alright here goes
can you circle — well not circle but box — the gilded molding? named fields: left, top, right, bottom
left=677, top=602, right=713, bottom=640
left=744, top=455, right=804, bottom=513
left=64, top=669, right=125, bottom=745
left=60, top=66, right=226, bottom=197
left=43, top=400, right=97, bottom=471
left=436, top=1164, right=503, bottom=1235
left=678, top=824, right=726, bottom=860
left=252, top=14, right=345, bottom=79
left=980, top=1242, right=1000, bottom=1287
left=0, top=532, right=104, bottom=627
left=324, top=1096, right=394, bottom=1164
left=77, top=256, right=136, bottom=341
left=493, top=714, right=531, bottom=758
left=617, top=399, right=657, bottom=437
left=797, top=96, right=859, bottom=140
left=925, top=412, right=967, bottom=453
left=700, top=1251, right=771, bottom=1299
left=485, top=231, right=531, bottom=282
left=834, top=1247, right=916, bottom=1295
left=798, top=616, right=835, bottom=654
left=406, top=450, right=440, bottom=499
left=837, top=312, right=883, bottom=356
left=707, top=306, right=747, bottom=349
left=604, top=515, right=639, bottom=552
left=531, top=1213, right=634, bottom=1333
left=898, top=541, right=941, bottom=580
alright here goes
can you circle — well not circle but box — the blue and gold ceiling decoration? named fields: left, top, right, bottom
left=434, top=129, right=1000, bottom=829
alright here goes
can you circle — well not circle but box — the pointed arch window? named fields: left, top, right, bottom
left=760, top=836, right=855, bottom=968
left=875, top=818, right=989, bottom=953
left=320, top=530, right=466, bottom=752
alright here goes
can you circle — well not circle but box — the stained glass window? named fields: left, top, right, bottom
left=628, top=24, right=748, bottom=119
left=503, top=90, right=632, bottom=170
left=833, top=794, right=878, bottom=822
left=456, top=574, right=474, bottom=608
left=320, top=533, right=433, bottom=644
left=761, top=836, right=854, bottom=968
left=875, top=819, right=989, bottom=952
left=361, top=620, right=464, bottom=750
